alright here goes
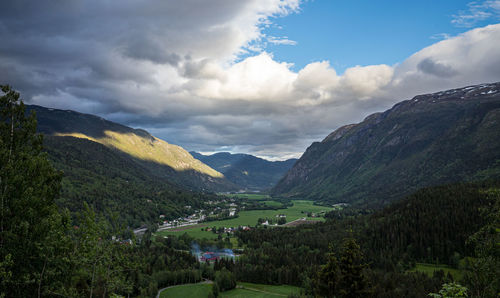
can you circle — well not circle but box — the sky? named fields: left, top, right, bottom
left=1, top=0, right=500, bottom=160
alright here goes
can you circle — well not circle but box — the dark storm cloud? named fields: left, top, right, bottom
left=417, top=58, right=458, bottom=77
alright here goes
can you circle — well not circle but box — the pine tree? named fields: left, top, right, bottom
left=337, top=238, right=370, bottom=297
left=316, top=244, right=340, bottom=297
left=315, top=238, right=370, bottom=298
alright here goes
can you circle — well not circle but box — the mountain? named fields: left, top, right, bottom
left=191, top=152, right=297, bottom=191
left=43, top=135, right=221, bottom=227
left=272, top=82, right=500, bottom=207
left=28, top=105, right=237, bottom=192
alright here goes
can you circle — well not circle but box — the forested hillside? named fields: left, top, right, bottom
left=44, top=136, right=218, bottom=227
left=28, top=105, right=237, bottom=192
left=273, top=82, right=500, bottom=207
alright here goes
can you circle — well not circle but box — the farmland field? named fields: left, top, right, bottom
left=156, top=200, right=333, bottom=240
left=159, top=282, right=300, bottom=297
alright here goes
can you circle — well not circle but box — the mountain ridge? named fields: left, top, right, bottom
left=272, top=82, right=500, bottom=207
left=27, top=104, right=237, bottom=192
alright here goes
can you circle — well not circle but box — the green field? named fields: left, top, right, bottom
left=159, top=282, right=212, bottom=298
left=408, top=263, right=463, bottom=280
left=221, top=193, right=271, bottom=200
left=156, top=200, right=333, bottom=240
left=159, top=282, right=300, bottom=297
left=222, top=282, right=300, bottom=297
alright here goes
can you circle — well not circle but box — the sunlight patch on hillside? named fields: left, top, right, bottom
left=54, top=131, right=224, bottom=178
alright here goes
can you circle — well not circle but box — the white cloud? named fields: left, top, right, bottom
left=339, top=65, right=394, bottom=99
left=452, top=0, right=500, bottom=27
left=267, top=36, right=298, bottom=45
left=430, top=33, right=452, bottom=40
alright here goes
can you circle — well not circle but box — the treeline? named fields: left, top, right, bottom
left=236, top=197, right=292, bottom=211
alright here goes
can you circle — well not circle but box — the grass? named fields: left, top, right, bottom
left=226, top=282, right=300, bottom=296
left=156, top=200, right=333, bottom=240
left=159, top=282, right=300, bottom=298
left=408, top=263, right=463, bottom=280
left=159, top=283, right=212, bottom=298
left=221, top=193, right=271, bottom=200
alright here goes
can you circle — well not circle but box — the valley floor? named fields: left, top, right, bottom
left=155, top=200, right=333, bottom=240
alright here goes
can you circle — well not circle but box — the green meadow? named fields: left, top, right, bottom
left=159, top=282, right=301, bottom=298
left=408, top=263, right=463, bottom=280
left=156, top=200, right=333, bottom=240
left=159, top=283, right=212, bottom=298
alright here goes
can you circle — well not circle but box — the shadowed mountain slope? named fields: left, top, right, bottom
left=272, top=82, right=500, bottom=207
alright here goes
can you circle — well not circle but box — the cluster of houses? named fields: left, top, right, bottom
left=205, top=225, right=251, bottom=234
left=158, top=211, right=207, bottom=230
left=111, top=236, right=133, bottom=245
left=157, top=201, right=240, bottom=232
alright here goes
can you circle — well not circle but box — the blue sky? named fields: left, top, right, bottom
left=259, top=0, right=493, bottom=73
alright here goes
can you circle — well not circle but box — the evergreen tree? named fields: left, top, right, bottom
left=337, top=238, right=370, bottom=297
left=316, top=244, right=340, bottom=297
left=315, top=238, right=370, bottom=298
left=0, top=85, right=71, bottom=297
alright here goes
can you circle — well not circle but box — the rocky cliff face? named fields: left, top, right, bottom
left=272, top=82, right=500, bottom=207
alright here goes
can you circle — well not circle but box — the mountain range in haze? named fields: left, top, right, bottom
left=190, top=151, right=296, bottom=191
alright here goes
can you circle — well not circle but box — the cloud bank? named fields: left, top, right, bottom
left=1, top=1, right=500, bottom=159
